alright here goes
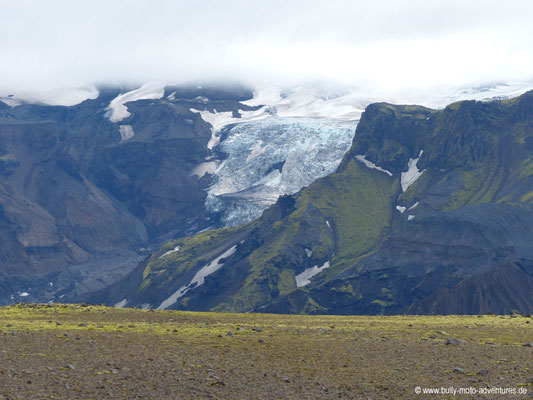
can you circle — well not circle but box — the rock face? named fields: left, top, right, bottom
left=94, top=91, right=533, bottom=315
left=0, top=85, right=258, bottom=303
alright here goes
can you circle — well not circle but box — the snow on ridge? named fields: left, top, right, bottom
left=0, top=97, right=23, bottom=107
left=355, top=155, right=393, bottom=177
left=1, top=86, right=98, bottom=107
left=241, top=85, right=365, bottom=121
left=295, top=261, right=330, bottom=287
left=158, top=245, right=181, bottom=260
left=401, top=151, right=424, bottom=192
left=157, top=245, right=237, bottom=310
left=107, top=83, right=165, bottom=123
left=190, top=107, right=269, bottom=150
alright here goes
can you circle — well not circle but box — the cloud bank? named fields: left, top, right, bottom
left=1, top=0, right=533, bottom=94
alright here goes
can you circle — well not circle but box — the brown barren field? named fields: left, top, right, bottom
left=0, top=304, right=532, bottom=399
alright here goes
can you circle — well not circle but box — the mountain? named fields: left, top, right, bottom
left=92, top=90, right=533, bottom=315
left=0, top=84, right=261, bottom=304
left=0, top=83, right=371, bottom=304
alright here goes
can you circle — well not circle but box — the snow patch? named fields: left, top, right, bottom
left=408, top=202, right=419, bottom=211
left=108, top=83, right=165, bottom=123
left=114, top=299, right=128, bottom=308
left=408, top=215, right=415, bottom=221
left=0, top=97, right=23, bottom=107
left=191, top=161, right=219, bottom=178
left=326, top=220, right=331, bottom=229
left=119, top=125, right=134, bottom=142
left=305, top=248, right=313, bottom=257
left=401, top=151, right=424, bottom=192
left=159, top=245, right=181, bottom=260
left=18, top=292, right=30, bottom=297
left=158, top=245, right=237, bottom=309
left=355, top=155, right=393, bottom=177
left=396, top=205, right=406, bottom=213
left=295, top=261, right=330, bottom=287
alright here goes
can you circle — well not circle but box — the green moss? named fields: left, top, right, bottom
left=520, top=191, right=533, bottom=202
left=277, top=269, right=296, bottom=296
left=519, top=158, right=533, bottom=179
left=371, top=299, right=394, bottom=307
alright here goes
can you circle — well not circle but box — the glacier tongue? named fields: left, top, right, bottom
left=206, top=116, right=356, bottom=227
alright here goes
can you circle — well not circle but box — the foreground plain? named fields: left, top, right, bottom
left=0, top=304, right=532, bottom=399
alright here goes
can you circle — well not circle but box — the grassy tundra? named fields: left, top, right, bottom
left=1, top=304, right=532, bottom=399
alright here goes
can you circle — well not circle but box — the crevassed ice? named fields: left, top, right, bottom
left=205, top=117, right=356, bottom=227
left=295, top=261, right=330, bottom=287
left=157, top=245, right=237, bottom=309
left=355, top=155, right=393, bottom=176
left=401, top=151, right=424, bottom=192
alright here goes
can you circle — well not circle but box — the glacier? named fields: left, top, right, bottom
left=205, top=117, right=357, bottom=227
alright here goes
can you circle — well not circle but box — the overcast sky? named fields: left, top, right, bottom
left=2, top=0, right=533, bottom=93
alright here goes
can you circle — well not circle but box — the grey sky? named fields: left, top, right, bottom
left=1, top=0, right=533, bottom=92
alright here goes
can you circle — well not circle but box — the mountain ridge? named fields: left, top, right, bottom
left=91, top=90, right=533, bottom=315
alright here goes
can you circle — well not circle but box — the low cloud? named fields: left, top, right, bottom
left=1, top=0, right=533, bottom=94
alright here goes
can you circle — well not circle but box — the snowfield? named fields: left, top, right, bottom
left=107, top=83, right=165, bottom=123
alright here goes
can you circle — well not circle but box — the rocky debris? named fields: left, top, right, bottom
left=477, top=369, right=489, bottom=376
left=453, top=367, right=465, bottom=374
left=523, top=342, right=533, bottom=347
left=445, top=338, right=461, bottom=346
